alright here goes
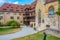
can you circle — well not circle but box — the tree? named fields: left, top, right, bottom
left=58, top=0, right=60, bottom=4
left=6, top=20, right=20, bottom=28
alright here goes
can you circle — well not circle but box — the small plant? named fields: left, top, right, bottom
left=0, top=22, right=4, bottom=27
left=6, top=20, right=20, bottom=28
left=33, top=27, right=36, bottom=30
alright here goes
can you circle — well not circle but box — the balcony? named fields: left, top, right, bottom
left=24, top=19, right=35, bottom=22
left=23, top=15, right=35, bottom=17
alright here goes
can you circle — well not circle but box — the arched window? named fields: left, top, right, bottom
left=49, top=8, right=54, bottom=15
left=38, top=10, right=41, bottom=26
left=48, top=6, right=54, bottom=18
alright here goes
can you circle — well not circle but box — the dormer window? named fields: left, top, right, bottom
left=10, top=9, right=13, bottom=11
left=25, top=8, right=29, bottom=11
left=3, top=8, right=7, bottom=10
left=16, top=10, right=19, bottom=11
left=9, top=5, right=11, bottom=6
left=11, top=7, right=13, bottom=8
left=7, top=7, right=9, bottom=8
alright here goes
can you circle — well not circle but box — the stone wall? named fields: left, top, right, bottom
left=45, top=28, right=60, bottom=38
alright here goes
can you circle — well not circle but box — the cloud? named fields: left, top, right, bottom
left=14, top=1, right=19, bottom=4
left=0, top=0, right=5, bottom=3
left=0, top=0, right=6, bottom=6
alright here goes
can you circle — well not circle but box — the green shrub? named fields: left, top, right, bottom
left=6, top=20, right=20, bottom=28
left=34, top=27, right=36, bottom=30
left=59, top=0, right=60, bottom=4
left=0, top=22, right=4, bottom=27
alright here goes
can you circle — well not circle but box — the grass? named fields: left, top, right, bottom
left=20, top=24, right=26, bottom=26
left=13, top=32, right=60, bottom=40
left=0, top=27, right=20, bottom=35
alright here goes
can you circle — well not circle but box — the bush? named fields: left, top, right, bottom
left=6, top=20, right=20, bottom=28
left=0, top=22, right=4, bottom=27
left=34, top=27, right=36, bottom=30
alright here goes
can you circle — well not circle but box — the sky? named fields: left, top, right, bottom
left=0, top=0, right=35, bottom=6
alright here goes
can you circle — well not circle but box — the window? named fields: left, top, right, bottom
left=31, top=13, right=32, bottom=15
left=38, top=10, right=42, bottom=27
left=38, top=10, right=41, bottom=23
left=49, top=8, right=54, bottom=15
left=21, top=8, right=23, bottom=9
left=7, top=12, right=10, bottom=15
left=21, top=21, right=22, bottom=23
left=16, top=7, right=18, bottom=9
left=9, top=5, right=11, bottom=6
left=46, top=25, right=50, bottom=28
left=21, top=10, right=23, bottom=11
left=48, top=6, right=54, bottom=18
left=17, top=6, right=19, bottom=7
left=34, top=23, right=35, bottom=26
left=16, top=10, right=19, bottom=11
left=10, top=9, right=13, bottom=11
left=14, top=12, right=17, bottom=15
left=25, top=8, right=29, bottom=11
left=17, top=17, right=19, bottom=19
left=11, top=7, right=13, bottom=8
left=3, top=8, right=7, bottom=10
left=0, top=16, right=3, bottom=20
left=42, top=19, right=44, bottom=23
left=19, top=13, right=21, bottom=15
left=0, top=12, right=4, bottom=14
left=7, top=7, right=9, bottom=8
left=10, top=16, right=14, bottom=19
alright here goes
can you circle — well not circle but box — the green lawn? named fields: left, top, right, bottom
left=20, top=24, right=26, bottom=26
left=13, top=32, right=60, bottom=40
left=0, top=27, right=20, bottom=35
left=0, top=28, right=16, bottom=31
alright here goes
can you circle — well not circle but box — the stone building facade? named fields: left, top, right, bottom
left=0, top=0, right=37, bottom=25
left=35, top=0, right=58, bottom=31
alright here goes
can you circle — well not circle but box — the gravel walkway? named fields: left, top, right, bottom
left=0, top=26, right=38, bottom=40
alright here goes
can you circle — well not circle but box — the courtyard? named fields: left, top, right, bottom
left=13, top=32, right=60, bottom=40
left=0, top=0, right=60, bottom=40
left=0, top=26, right=38, bottom=40
left=0, top=26, right=60, bottom=40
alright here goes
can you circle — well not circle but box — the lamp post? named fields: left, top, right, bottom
left=43, top=32, right=47, bottom=40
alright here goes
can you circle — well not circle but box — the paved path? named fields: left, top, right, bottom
left=0, top=26, right=38, bottom=40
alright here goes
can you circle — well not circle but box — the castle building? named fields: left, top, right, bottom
left=0, top=0, right=37, bottom=25
left=0, top=0, right=59, bottom=31
left=0, top=0, right=59, bottom=37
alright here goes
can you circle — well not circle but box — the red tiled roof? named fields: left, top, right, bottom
left=0, top=0, right=37, bottom=13
left=45, top=0, right=58, bottom=4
